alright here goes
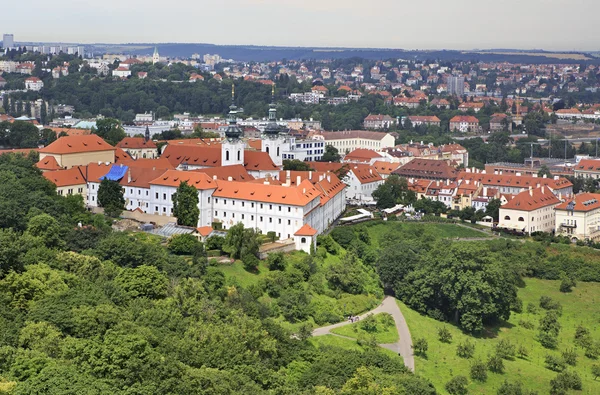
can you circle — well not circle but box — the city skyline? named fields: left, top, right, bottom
left=3, top=0, right=599, bottom=51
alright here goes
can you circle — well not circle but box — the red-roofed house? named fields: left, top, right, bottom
left=25, top=77, right=43, bottom=91
left=574, top=159, right=600, bottom=179
left=294, top=224, right=317, bottom=253
left=555, top=193, right=600, bottom=241
left=499, top=186, right=561, bottom=234
left=345, top=164, right=384, bottom=204
left=116, top=137, right=158, bottom=159
left=364, top=114, right=395, bottom=129
left=449, top=115, right=480, bottom=133
left=38, top=135, right=116, bottom=168
left=343, top=148, right=383, bottom=165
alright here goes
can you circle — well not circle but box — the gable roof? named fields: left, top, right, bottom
left=120, top=167, right=169, bottom=189
left=294, top=224, right=318, bottom=236
left=117, top=137, right=157, bottom=149
left=212, top=179, right=320, bottom=207
left=575, top=159, right=600, bottom=172
left=450, top=115, right=479, bottom=123
left=149, top=170, right=218, bottom=190
left=344, top=148, right=382, bottom=161
left=372, top=161, right=401, bottom=175
left=192, top=164, right=254, bottom=182
left=555, top=192, right=600, bottom=212
left=243, top=151, right=279, bottom=171
left=501, top=187, right=560, bottom=211
left=39, top=135, right=115, bottom=155
left=320, top=130, right=391, bottom=141
left=43, top=167, right=86, bottom=187
left=349, top=164, right=383, bottom=184
left=118, top=157, right=174, bottom=170
left=393, top=159, right=458, bottom=180
left=36, top=156, right=62, bottom=171
left=161, top=145, right=222, bottom=168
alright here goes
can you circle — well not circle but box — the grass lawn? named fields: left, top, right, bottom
left=362, top=222, right=488, bottom=248
left=310, top=334, right=402, bottom=360
left=218, top=259, right=270, bottom=288
left=400, top=278, right=600, bottom=394
left=331, top=313, right=399, bottom=344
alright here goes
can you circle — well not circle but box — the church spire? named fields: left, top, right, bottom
left=145, top=125, right=150, bottom=142
left=264, top=83, right=280, bottom=138
left=225, top=84, right=243, bottom=140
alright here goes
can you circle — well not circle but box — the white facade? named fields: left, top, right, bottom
left=25, top=78, right=43, bottom=91
left=221, top=140, right=245, bottom=167
left=555, top=194, right=600, bottom=242
left=345, top=170, right=383, bottom=204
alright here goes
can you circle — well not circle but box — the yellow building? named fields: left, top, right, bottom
left=38, top=135, right=115, bottom=168
left=43, top=167, right=87, bottom=199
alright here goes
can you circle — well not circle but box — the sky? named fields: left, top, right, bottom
left=4, top=0, right=599, bottom=51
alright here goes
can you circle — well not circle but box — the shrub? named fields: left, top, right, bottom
left=550, top=370, right=582, bottom=393
left=470, top=359, right=487, bottom=382
left=511, top=297, right=523, bottom=313
left=379, top=313, right=395, bottom=328
left=359, top=314, right=377, bottom=333
left=206, top=249, right=221, bottom=257
left=574, top=325, right=591, bottom=348
left=519, top=319, right=535, bottom=330
left=457, top=340, right=475, bottom=359
left=496, top=380, right=525, bottom=395
left=585, top=341, right=600, bottom=359
left=445, top=376, right=468, bottom=395
left=357, top=333, right=377, bottom=348
left=205, top=235, right=224, bottom=251
left=559, top=276, right=576, bottom=293
left=438, top=327, right=452, bottom=343
left=591, top=364, right=600, bottom=380
left=562, top=349, right=577, bottom=366
left=517, top=345, right=529, bottom=359
left=538, top=331, right=559, bottom=349
left=526, top=302, right=539, bottom=314
left=487, top=353, right=505, bottom=374
left=545, top=354, right=566, bottom=372
left=330, top=227, right=355, bottom=248
left=167, top=234, right=202, bottom=255
left=496, top=339, right=516, bottom=360
left=412, top=337, right=428, bottom=357
left=539, top=296, right=562, bottom=314
left=242, top=253, right=259, bottom=271
left=267, top=252, right=286, bottom=271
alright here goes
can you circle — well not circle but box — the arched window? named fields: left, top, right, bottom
left=277, top=147, right=280, bottom=156
left=266, top=147, right=269, bottom=154
left=225, top=150, right=230, bottom=161
left=504, top=215, right=511, bottom=221
left=518, top=217, right=524, bottom=222
left=237, top=150, right=241, bottom=161
left=301, top=237, right=306, bottom=244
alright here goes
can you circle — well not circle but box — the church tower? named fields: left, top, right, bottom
left=262, top=84, right=285, bottom=167
left=221, top=84, right=245, bottom=167
left=152, top=47, right=160, bottom=65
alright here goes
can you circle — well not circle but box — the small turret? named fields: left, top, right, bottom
left=144, top=125, right=150, bottom=142
left=264, top=84, right=280, bottom=138
left=225, top=84, right=243, bottom=140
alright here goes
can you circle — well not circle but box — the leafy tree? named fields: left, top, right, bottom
left=438, top=327, right=452, bottom=343
left=92, top=118, right=126, bottom=145
left=283, top=159, right=313, bottom=171
left=445, top=375, right=468, bottom=395
left=97, top=179, right=125, bottom=217
left=562, top=349, right=577, bottom=366
left=205, top=235, right=224, bottom=251
left=172, top=181, right=199, bottom=227
left=167, top=234, right=202, bottom=255
left=26, top=214, right=64, bottom=249
left=278, top=287, right=311, bottom=322
left=267, top=252, right=286, bottom=271
left=372, top=175, right=416, bottom=209
left=573, top=325, right=591, bottom=348
left=550, top=370, right=582, bottom=393
left=457, top=340, right=476, bottom=359
left=487, top=353, right=505, bottom=374
left=485, top=198, right=502, bottom=222
left=496, top=380, right=528, bottom=395
left=585, top=341, right=600, bottom=359
left=115, top=265, right=168, bottom=299
left=321, top=145, right=341, bottom=162
left=559, top=275, right=576, bottom=293
left=470, top=359, right=487, bottom=382
left=326, top=252, right=367, bottom=295
left=496, top=338, right=516, bottom=360
left=537, top=165, right=552, bottom=178
left=545, top=354, right=566, bottom=372
left=223, top=222, right=260, bottom=260
left=591, top=364, right=600, bottom=380
left=412, top=337, right=428, bottom=357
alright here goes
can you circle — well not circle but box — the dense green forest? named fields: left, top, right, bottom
left=0, top=153, right=438, bottom=394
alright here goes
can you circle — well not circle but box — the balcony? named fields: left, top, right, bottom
left=560, top=222, right=577, bottom=229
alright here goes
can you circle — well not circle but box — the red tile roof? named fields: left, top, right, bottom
left=149, top=170, right=218, bottom=190
left=502, top=187, right=560, bottom=211
left=244, top=151, right=279, bottom=171
left=294, top=224, right=318, bottom=236
left=39, top=135, right=115, bottom=155
left=344, top=148, right=382, bottom=161
left=36, top=156, right=62, bottom=171
left=394, top=159, right=458, bottom=180
left=117, top=137, right=157, bottom=149
left=555, top=193, right=600, bottom=212
left=575, top=159, right=600, bottom=172
left=43, top=167, right=86, bottom=187
left=192, top=164, right=254, bottom=182
left=212, top=179, right=320, bottom=206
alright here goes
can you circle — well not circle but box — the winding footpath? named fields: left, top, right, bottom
left=312, top=296, right=415, bottom=372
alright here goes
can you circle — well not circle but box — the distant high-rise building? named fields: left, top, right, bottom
left=448, top=75, right=465, bottom=96
left=3, top=34, right=14, bottom=49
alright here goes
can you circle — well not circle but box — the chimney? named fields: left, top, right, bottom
left=127, top=169, right=131, bottom=183
left=533, top=173, right=538, bottom=178
left=542, top=186, right=545, bottom=194
left=228, top=176, right=233, bottom=181
left=297, top=176, right=301, bottom=185
left=554, top=176, right=559, bottom=180
left=499, top=171, right=503, bottom=175
left=543, top=174, right=547, bottom=178
left=327, top=174, right=331, bottom=182
left=264, top=181, right=270, bottom=185
left=516, top=172, right=521, bottom=177
left=494, top=171, right=498, bottom=175
left=213, top=175, right=218, bottom=180
left=309, top=171, right=313, bottom=179
left=483, top=186, right=488, bottom=195
left=466, top=179, right=470, bottom=185
left=369, top=169, right=372, bottom=175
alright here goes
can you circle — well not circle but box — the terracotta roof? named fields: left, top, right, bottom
left=372, top=161, right=401, bottom=175
left=306, top=161, right=345, bottom=173
left=502, top=187, right=560, bottom=211
left=114, top=147, right=132, bottom=162
left=244, top=151, right=279, bottom=171
left=149, top=170, right=217, bottom=190
left=162, top=138, right=221, bottom=147
left=365, top=114, right=394, bottom=122
left=575, top=159, right=600, bottom=172
left=344, top=148, right=382, bottom=161
left=294, top=224, right=318, bottom=236
left=555, top=193, right=600, bottom=212
left=450, top=115, right=479, bottom=124
left=84, top=163, right=115, bottom=183
left=350, top=164, right=383, bottom=184
left=117, top=137, right=157, bottom=149
left=320, top=130, right=391, bottom=141
left=43, top=167, right=86, bottom=187
left=408, top=115, right=441, bottom=123
left=212, top=179, right=320, bottom=206
left=458, top=171, right=572, bottom=190
left=247, top=139, right=262, bottom=150
left=394, top=159, right=458, bottom=180
left=162, top=145, right=222, bottom=168
left=118, top=157, right=174, bottom=170
left=120, top=167, right=168, bottom=189
left=36, top=156, right=62, bottom=171
left=196, top=226, right=214, bottom=237
left=39, top=135, right=115, bottom=155
left=192, top=164, right=254, bottom=182
left=48, top=127, right=90, bottom=137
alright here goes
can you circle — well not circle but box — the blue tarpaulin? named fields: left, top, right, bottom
left=100, top=165, right=128, bottom=181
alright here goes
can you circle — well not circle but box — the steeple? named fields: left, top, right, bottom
left=264, top=84, right=280, bottom=138
left=145, top=125, right=150, bottom=142
left=225, top=84, right=243, bottom=140
left=152, top=47, right=160, bottom=65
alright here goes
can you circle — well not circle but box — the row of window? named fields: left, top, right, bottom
left=214, top=199, right=294, bottom=212
left=215, top=211, right=292, bottom=226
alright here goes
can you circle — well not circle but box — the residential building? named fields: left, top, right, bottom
left=116, top=135, right=158, bottom=159
left=364, top=114, right=395, bottom=129
left=555, top=193, right=600, bottom=242
left=24, top=77, right=44, bottom=91
left=498, top=186, right=561, bottom=234
left=459, top=169, right=573, bottom=198
left=343, top=148, right=383, bottom=165
left=574, top=159, right=600, bottom=179
left=112, top=67, right=131, bottom=78
left=447, top=75, right=465, bottom=96
left=3, top=34, right=14, bottom=49
left=449, top=115, right=480, bottom=133
left=489, top=113, right=512, bottom=132
left=393, top=159, right=459, bottom=181
left=318, top=130, right=396, bottom=154
left=344, top=164, right=384, bottom=204
left=407, top=115, right=441, bottom=127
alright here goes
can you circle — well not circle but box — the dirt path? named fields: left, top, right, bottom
left=312, top=296, right=415, bottom=372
